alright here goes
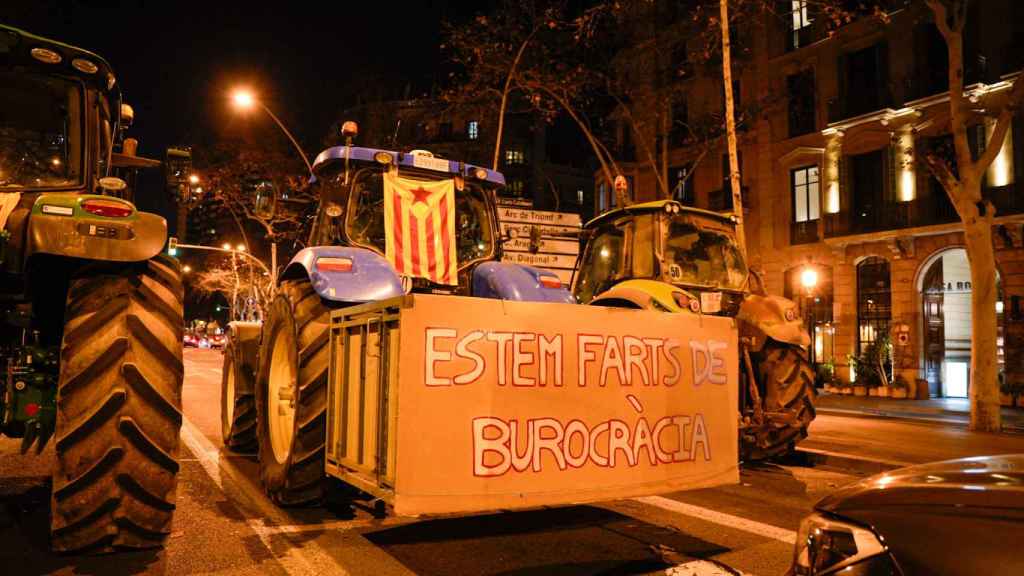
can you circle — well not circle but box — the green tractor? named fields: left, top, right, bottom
left=0, top=25, right=184, bottom=551
left=574, top=200, right=815, bottom=460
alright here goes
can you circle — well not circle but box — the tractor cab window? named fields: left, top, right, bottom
left=345, top=168, right=494, bottom=268
left=574, top=224, right=626, bottom=304
left=0, top=69, right=82, bottom=189
left=663, top=216, right=747, bottom=291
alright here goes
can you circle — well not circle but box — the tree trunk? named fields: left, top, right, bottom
left=719, top=0, right=747, bottom=258
left=964, top=212, right=1001, bottom=432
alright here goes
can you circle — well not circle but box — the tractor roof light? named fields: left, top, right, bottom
left=374, top=151, right=393, bottom=165
left=30, top=47, right=61, bottom=64
left=473, top=167, right=488, bottom=180
left=341, top=121, right=359, bottom=139
left=71, top=58, right=98, bottom=74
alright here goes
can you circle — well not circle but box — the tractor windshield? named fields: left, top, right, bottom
left=663, top=215, right=748, bottom=291
left=345, top=169, right=494, bottom=269
left=0, top=69, right=83, bottom=189
left=574, top=224, right=626, bottom=304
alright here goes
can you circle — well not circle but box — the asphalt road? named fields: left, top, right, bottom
left=2, top=348, right=1022, bottom=576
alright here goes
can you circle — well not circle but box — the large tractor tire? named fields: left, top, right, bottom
left=221, top=338, right=258, bottom=453
left=741, top=342, right=816, bottom=461
left=255, top=278, right=331, bottom=506
left=51, top=255, right=184, bottom=552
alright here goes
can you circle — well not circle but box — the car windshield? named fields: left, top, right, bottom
left=574, top=224, right=625, bottom=304
left=664, top=215, right=748, bottom=291
left=0, top=69, right=82, bottom=189
left=345, top=168, right=494, bottom=268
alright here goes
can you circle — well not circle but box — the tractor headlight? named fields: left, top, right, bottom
left=791, top=513, right=886, bottom=575
left=785, top=307, right=798, bottom=322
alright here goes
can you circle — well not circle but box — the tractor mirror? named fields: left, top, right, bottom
left=254, top=180, right=276, bottom=219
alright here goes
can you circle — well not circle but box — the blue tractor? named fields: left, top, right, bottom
left=221, top=125, right=572, bottom=504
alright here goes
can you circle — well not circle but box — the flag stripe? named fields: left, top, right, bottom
left=392, top=190, right=404, bottom=274
left=439, top=194, right=452, bottom=284
left=425, top=211, right=437, bottom=283
left=409, top=209, right=421, bottom=276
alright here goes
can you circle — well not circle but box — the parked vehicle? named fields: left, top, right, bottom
left=222, top=126, right=740, bottom=513
left=574, top=200, right=815, bottom=460
left=789, top=454, right=1024, bottom=575
left=0, top=25, right=184, bottom=552
left=184, top=330, right=199, bottom=347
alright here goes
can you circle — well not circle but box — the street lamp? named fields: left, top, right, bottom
left=236, top=244, right=247, bottom=252
left=800, top=265, right=820, bottom=367
left=230, top=87, right=312, bottom=175
left=182, top=264, right=192, bottom=273
left=188, top=174, right=200, bottom=185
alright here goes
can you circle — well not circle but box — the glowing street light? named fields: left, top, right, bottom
left=800, top=267, right=819, bottom=292
left=188, top=174, right=200, bottom=185
left=232, top=89, right=255, bottom=110
left=222, top=242, right=232, bottom=251
left=236, top=244, right=247, bottom=252
left=182, top=265, right=192, bottom=273
left=228, top=86, right=312, bottom=175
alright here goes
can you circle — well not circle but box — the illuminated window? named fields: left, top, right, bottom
left=505, top=149, right=525, bottom=165
left=577, top=189, right=584, bottom=204
left=467, top=120, right=479, bottom=140
left=789, top=0, right=812, bottom=50
left=792, top=166, right=820, bottom=223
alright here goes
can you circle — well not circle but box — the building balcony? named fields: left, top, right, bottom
left=824, top=182, right=1024, bottom=239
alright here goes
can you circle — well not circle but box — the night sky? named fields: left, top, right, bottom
left=4, top=1, right=469, bottom=159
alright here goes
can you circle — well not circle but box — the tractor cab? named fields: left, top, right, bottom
left=306, top=143, right=508, bottom=295
left=575, top=200, right=749, bottom=315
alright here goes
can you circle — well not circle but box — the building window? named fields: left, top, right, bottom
left=712, top=152, right=741, bottom=211
left=597, top=182, right=608, bottom=213
left=850, top=149, right=887, bottom=232
left=841, top=43, right=889, bottom=119
left=669, top=99, right=689, bottom=146
left=669, top=163, right=695, bottom=205
left=791, top=165, right=820, bottom=244
left=467, top=120, right=479, bottom=140
left=505, top=149, right=525, bottom=165
left=787, top=69, right=816, bottom=137
left=856, top=256, right=891, bottom=358
left=577, top=189, right=584, bottom=205
left=437, top=122, right=452, bottom=140
left=789, top=0, right=812, bottom=51
left=507, top=179, right=525, bottom=196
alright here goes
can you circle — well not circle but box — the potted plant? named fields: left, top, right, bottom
left=999, top=373, right=1023, bottom=408
left=817, top=360, right=836, bottom=393
left=891, top=375, right=909, bottom=399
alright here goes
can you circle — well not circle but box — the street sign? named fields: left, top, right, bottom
left=497, top=206, right=582, bottom=227
left=502, top=236, right=579, bottom=255
left=497, top=205, right=583, bottom=285
left=502, top=251, right=578, bottom=270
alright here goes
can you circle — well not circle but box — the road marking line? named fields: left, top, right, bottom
left=179, top=416, right=350, bottom=576
left=633, top=496, right=797, bottom=545
left=258, top=518, right=402, bottom=535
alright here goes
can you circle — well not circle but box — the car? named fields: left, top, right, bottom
left=209, top=333, right=225, bottom=349
left=184, top=332, right=198, bottom=348
left=788, top=454, right=1024, bottom=576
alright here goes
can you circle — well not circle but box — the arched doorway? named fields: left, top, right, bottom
left=918, top=248, right=1003, bottom=398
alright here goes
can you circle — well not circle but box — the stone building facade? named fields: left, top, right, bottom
left=603, top=1, right=1024, bottom=397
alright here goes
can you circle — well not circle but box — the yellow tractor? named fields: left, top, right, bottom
left=574, top=200, right=815, bottom=460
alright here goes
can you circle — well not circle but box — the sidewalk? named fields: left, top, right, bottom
left=814, top=392, right=1024, bottom=432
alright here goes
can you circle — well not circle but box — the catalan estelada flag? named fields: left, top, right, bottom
left=383, top=171, right=458, bottom=285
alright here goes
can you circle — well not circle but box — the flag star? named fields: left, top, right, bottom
left=410, top=187, right=433, bottom=205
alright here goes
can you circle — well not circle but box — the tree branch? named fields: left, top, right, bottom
left=926, top=0, right=953, bottom=39
left=975, top=75, right=1024, bottom=173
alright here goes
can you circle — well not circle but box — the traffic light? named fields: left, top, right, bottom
left=168, top=236, right=178, bottom=256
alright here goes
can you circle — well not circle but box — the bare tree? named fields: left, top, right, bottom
left=921, top=0, right=1024, bottom=432
left=190, top=255, right=272, bottom=322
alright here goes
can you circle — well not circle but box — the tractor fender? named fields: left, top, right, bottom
left=27, top=194, right=166, bottom=263
left=589, top=279, right=687, bottom=312
left=226, top=320, right=262, bottom=395
left=281, top=246, right=404, bottom=303
left=472, top=261, right=574, bottom=303
left=737, top=294, right=809, bottom=350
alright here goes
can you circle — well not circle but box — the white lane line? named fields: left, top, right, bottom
left=633, top=496, right=797, bottom=545
left=179, top=416, right=350, bottom=576
left=666, top=560, right=752, bottom=576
